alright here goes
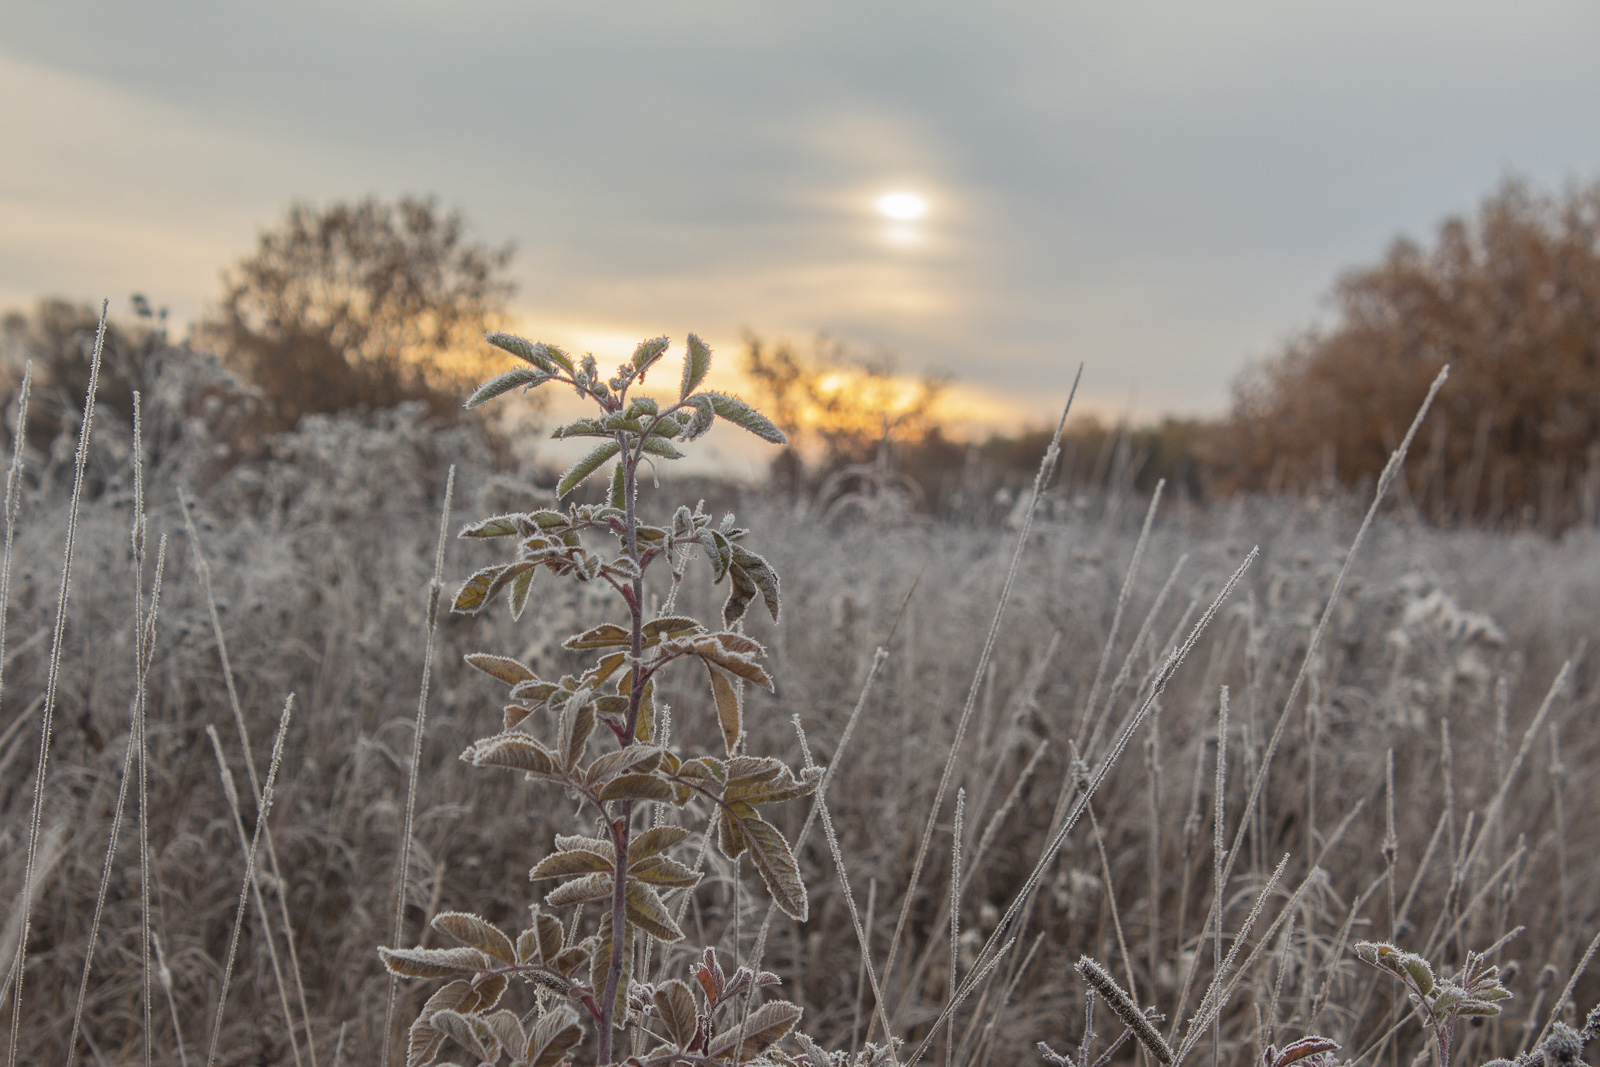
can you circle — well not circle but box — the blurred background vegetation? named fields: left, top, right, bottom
left=5, top=177, right=1600, bottom=531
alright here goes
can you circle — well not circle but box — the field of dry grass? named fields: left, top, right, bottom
left=1, top=378, right=1597, bottom=1065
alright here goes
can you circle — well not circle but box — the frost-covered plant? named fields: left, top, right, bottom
left=380, top=333, right=828, bottom=1066
left=1354, top=942, right=1512, bottom=1067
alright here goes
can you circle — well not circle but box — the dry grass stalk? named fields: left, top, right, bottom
left=205, top=695, right=295, bottom=1067
left=8, top=304, right=104, bottom=1067
left=178, top=485, right=318, bottom=1065
left=882, top=375, right=1079, bottom=1006
left=379, top=464, right=454, bottom=1065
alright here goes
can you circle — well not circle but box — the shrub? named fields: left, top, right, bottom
left=378, top=332, right=849, bottom=1066
left=1203, top=179, right=1600, bottom=530
left=198, top=196, right=521, bottom=432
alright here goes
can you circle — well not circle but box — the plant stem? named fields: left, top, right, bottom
left=600, top=432, right=647, bottom=1063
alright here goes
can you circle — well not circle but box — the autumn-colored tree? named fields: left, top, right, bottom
left=1202, top=179, right=1600, bottom=528
left=742, top=332, right=948, bottom=492
left=199, top=196, right=518, bottom=431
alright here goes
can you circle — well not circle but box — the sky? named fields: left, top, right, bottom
left=4, top=0, right=1600, bottom=436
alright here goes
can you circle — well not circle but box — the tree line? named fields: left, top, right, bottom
left=3, top=181, right=1598, bottom=529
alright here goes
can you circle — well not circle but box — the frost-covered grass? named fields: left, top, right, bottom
left=1, top=362, right=1597, bottom=1065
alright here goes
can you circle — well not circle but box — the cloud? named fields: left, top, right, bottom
left=3, top=1, right=1599, bottom=419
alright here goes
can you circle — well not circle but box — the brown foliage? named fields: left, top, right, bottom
left=199, top=195, right=518, bottom=431
left=742, top=333, right=947, bottom=471
left=1203, top=179, right=1600, bottom=529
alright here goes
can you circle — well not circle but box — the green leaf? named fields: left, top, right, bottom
left=466, top=367, right=544, bottom=409
left=640, top=435, right=686, bottom=460
left=457, top=514, right=522, bottom=538
left=589, top=915, right=632, bottom=1027
left=608, top=461, right=627, bottom=510
left=707, top=663, right=742, bottom=755
left=725, top=764, right=824, bottom=806
left=624, top=880, right=683, bottom=942
left=486, top=332, right=573, bottom=374
left=597, top=773, right=677, bottom=803
left=463, top=653, right=535, bottom=687
left=544, top=872, right=614, bottom=908
left=653, top=980, right=699, bottom=1049
left=550, top=417, right=612, bottom=440
left=530, top=849, right=615, bottom=881
left=524, top=1005, right=584, bottom=1067
left=739, top=814, right=808, bottom=920
left=628, top=855, right=702, bottom=888
left=1400, top=954, right=1435, bottom=996
left=642, top=616, right=703, bottom=643
left=586, top=745, right=665, bottom=784
left=557, top=440, right=622, bottom=499
left=632, top=336, right=670, bottom=375
left=429, top=1009, right=499, bottom=1063
left=451, top=565, right=506, bottom=614
left=647, top=411, right=685, bottom=439
left=699, top=530, right=732, bottom=582
left=431, top=912, right=517, bottom=964
left=628, top=826, right=690, bottom=864
left=702, top=391, right=787, bottom=444
left=558, top=695, right=595, bottom=771
left=465, top=733, right=557, bottom=776
left=508, top=568, right=535, bottom=621
left=683, top=395, right=715, bottom=441
left=708, top=1000, right=803, bottom=1060
left=723, top=563, right=759, bottom=626
left=484, top=1011, right=526, bottom=1061
left=681, top=333, right=712, bottom=399
left=731, top=545, right=781, bottom=622
left=379, top=945, right=493, bottom=979
left=563, top=623, right=631, bottom=650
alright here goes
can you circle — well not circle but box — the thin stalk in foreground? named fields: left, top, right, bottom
left=1172, top=365, right=1450, bottom=1045
left=205, top=695, right=294, bottom=1067
left=905, top=547, right=1259, bottom=1067
left=207, top=725, right=304, bottom=1066
left=179, top=487, right=319, bottom=1065
left=67, top=525, right=169, bottom=1067
left=9, top=305, right=104, bottom=1067
left=1532, top=927, right=1600, bottom=1052
left=0, top=363, right=31, bottom=726
left=381, top=465, right=455, bottom=1066
left=880, top=368, right=1079, bottom=1013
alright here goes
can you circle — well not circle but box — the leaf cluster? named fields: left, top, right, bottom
left=382, top=334, right=827, bottom=1067
left=1354, top=942, right=1512, bottom=1025
left=1354, top=941, right=1512, bottom=1067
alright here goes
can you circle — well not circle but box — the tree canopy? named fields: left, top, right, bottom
left=1203, top=179, right=1600, bottom=528
left=200, top=195, right=517, bottom=430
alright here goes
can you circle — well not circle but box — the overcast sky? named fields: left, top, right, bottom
left=4, top=0, right=1600, bottom=426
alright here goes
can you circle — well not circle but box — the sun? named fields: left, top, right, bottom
left=875, top=191, right=929, bottom=221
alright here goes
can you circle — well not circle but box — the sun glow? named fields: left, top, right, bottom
left=875, top=191, right=928, bottom=221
